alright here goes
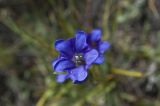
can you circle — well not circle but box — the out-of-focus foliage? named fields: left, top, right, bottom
left=0, top=0, right=160, bottom=106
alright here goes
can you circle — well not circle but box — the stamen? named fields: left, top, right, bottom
left=73, top=54, right=85, bottom=66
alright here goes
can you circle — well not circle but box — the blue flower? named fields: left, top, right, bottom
left=87, top=29, right=110, bottom=64
left=52, top=31, right=99, bottom=83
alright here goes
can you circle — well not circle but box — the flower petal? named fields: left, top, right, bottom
left=69, top=74, right=76, bottom=82
left=56, top=74, right=68, bottom=83
left=98, top=41, right=110, bottom=53
left=54, top=39, right=64, bottom=47
left=70, top=66, right=88, bottom=81
left=90, top=29, right=102, bottom=42
left=52, top=58, right=59, bottom=70
left=94, top=55, right=105, bottom=64
left=55, top=39, right=73, bottom=57
left=54, top=59, right=75, bottom=72
left=68, top=38, right=76, bottom=52
left=51, top=57, right=65, bottom=70
left=84, top=49, right=98, bottom=65
left=75, top=31, right=87, bottom=52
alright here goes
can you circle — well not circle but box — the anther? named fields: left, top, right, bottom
left=73, top=54, right=85, bottom=66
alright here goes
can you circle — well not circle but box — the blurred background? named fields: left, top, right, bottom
left=0, top=0, right=160, bottom=106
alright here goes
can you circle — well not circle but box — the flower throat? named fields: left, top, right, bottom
left=73, top=54, right=85, bottom=66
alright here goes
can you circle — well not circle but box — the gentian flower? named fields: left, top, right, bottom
left=87, top=29, right=110, bottom=64
left=52, top=31, right=99, bottom=83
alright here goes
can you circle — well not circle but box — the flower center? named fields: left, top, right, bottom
left=91, top=42, right=97, bottom=47
left=73, top=54, right=85, bottom=66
